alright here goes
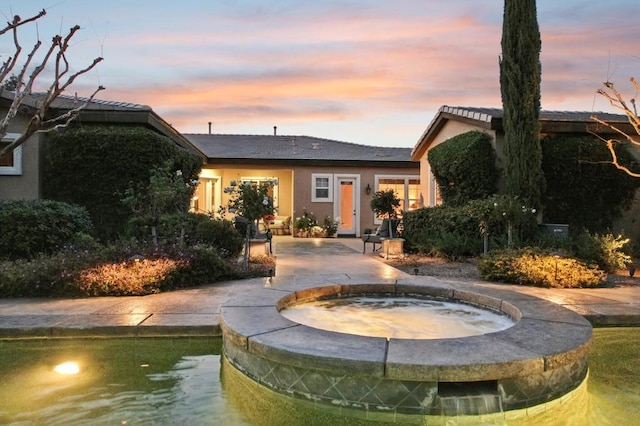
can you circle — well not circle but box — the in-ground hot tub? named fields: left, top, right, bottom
left=220, top=283, right=592, bottom=416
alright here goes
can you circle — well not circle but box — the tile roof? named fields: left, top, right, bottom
left=413, top=105, right=632, bottom=159
left=0, top=90, right=203, bottom=158
left=439, top=105, right=630, bottom=123
left=0, top=90, right=151, bottom=112
left=185, top=133, right=415, bottom=163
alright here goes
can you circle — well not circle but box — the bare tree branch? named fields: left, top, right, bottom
left=591, top=78, right=640, bottom=178
left=0, top=9, right=46, bottom=83
left=0, top=11, right=104, bottom=159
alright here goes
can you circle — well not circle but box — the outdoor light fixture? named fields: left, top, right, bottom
left=54, top=361, right=80, bottom=375
left=366, top=184, right=371, bottom=195
left=128, top=254, right=145, bottom=263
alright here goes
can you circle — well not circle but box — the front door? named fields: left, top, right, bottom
left=335, top=175, right=359, bottom=237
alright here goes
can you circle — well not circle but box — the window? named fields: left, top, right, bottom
left=312, top=173, right=333, bottom=202
left=0, top=133, right=22, bottom=175
left=374, top=175, right=420, bottom=221
left=430, top=174, right=442, bottom=206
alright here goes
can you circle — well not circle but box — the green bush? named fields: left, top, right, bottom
left=428, top=131, right=499, bottom=206
left=403, top=196, right=538, bottom=258
left=570, top=231, right=631, bottom=273
left=186, top=214, right=244, bottom=258
left=125, top=213, right=243, bottom=258
left=478, top=249, right=606, bottom=288
left=0, top=199, right=94, bottom=259
left=541, top=134, right=640, bottom=232
left=42, top=125, right=202, bottom=242
left=0, top=241, right=262, bottom=298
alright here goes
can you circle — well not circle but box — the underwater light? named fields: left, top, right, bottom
left=54, top=362, right=80, bottom=375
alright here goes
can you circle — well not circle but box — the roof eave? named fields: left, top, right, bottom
left=73, top=109, right=206, bottom=160
left=206, top=158, right=418, bottom=168
left=411, top=106, right=498, bottom=160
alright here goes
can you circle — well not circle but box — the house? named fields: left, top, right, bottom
left=1, top=91, right=419, bottom=238
left=185, top=133, right=420, bottom=237
left=411, top=105, right=640, bottom=236
left=0, top=90, right=204, bottom=200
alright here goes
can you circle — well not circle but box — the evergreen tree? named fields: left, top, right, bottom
left=499, top=0, right=545, bottom=209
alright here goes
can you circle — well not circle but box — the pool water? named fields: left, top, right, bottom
left=0, top=329, right=638, bottom=425
left=280, top=296, right=515, bottom=338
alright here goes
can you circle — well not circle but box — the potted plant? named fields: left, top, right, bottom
left=370, top=189, right=403, bottom=257
left=224, top=180, right=275, bottom=263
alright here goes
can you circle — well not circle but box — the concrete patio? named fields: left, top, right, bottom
left=0, top=236, right=638, bottom=338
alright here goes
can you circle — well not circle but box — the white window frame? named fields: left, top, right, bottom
left=312, top=173, right=333, bottom=202
left=374, top=174, right=421, bottom=224
left=0, top=133, right=22, bottom=176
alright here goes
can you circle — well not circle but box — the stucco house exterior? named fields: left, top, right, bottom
left=411, top=105, right=640, bottom=236
left=186, top=133, right=420, bottom=237
left=0, top=90, right=203, bottom=200
left=1, top=91, right=419, bottom=238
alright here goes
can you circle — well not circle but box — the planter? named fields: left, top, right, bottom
left=380, top=238, right=404, bottom=259
left=248, top=239, right=270, bottom=256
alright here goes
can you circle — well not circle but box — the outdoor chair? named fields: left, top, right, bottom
left=362, top=219, right=389, bottom=253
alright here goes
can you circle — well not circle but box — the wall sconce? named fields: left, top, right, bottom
left=365, top=184, right=371, bottom=195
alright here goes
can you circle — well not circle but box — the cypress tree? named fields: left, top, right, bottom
left=499, top=0, right=545, bottom=208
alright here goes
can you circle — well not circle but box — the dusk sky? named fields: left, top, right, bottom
left=3, top=1, right=640, bottom=147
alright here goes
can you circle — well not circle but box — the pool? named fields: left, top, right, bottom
left=0, top=329, right=638, bottom=425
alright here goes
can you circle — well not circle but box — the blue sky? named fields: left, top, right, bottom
left=2, top=0, right=639, bottom=147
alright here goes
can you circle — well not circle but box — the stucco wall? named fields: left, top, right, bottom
left=292, top=164, right=419, bottom=236
left=0, top=114, right=42, bottom=200
left=202, top=163, right=419, bottom=237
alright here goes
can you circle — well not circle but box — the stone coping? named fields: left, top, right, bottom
left=221, top=282, right=593, bottom=383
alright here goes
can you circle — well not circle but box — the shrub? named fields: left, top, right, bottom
left=0, top=241, right=257, bottom=298
left=403, top=196, right=537, bottom=257
left=570, top=231, right=631, bottom=273
left=187, top=215, right=243, bottom=258
left=293, top=210, right=317, bottom=234
left=428, top=131, right=499, bottom=206
left=76, top=258, right=186, bottom=296
left=478, top=249, right=606, bottom=288
left=42, top=125, right=202, bottom=242
left=126, top=213, right=243, bottom=258
left=541, top=134, right=640, bottom=232
left=0, top=199, right=93, bottom=260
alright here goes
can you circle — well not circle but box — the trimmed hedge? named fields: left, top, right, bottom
left=0, top=199, right=93, bottom=259
left=428, top=131, right=499, bottom=206
left=42, top=125, right=202, bottom=242
left=403, top=196, right=537, bottom=259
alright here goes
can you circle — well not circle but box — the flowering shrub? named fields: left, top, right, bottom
left=322, top=216, right=339, bottom=237
left=293, top=209, right=317, bottom=234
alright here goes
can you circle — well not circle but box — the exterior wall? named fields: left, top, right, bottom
left=292, top=164, right=419, bottom=236
left=417, top=121, right=498, bottom=207
left=203, top=163, right=419, bottom=237
left=199, top=165, right=294, bottom=218
left=0, top=113, right=42, bottom=200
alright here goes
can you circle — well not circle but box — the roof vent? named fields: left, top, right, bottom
left=274, top=126, right=277, bottom=136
